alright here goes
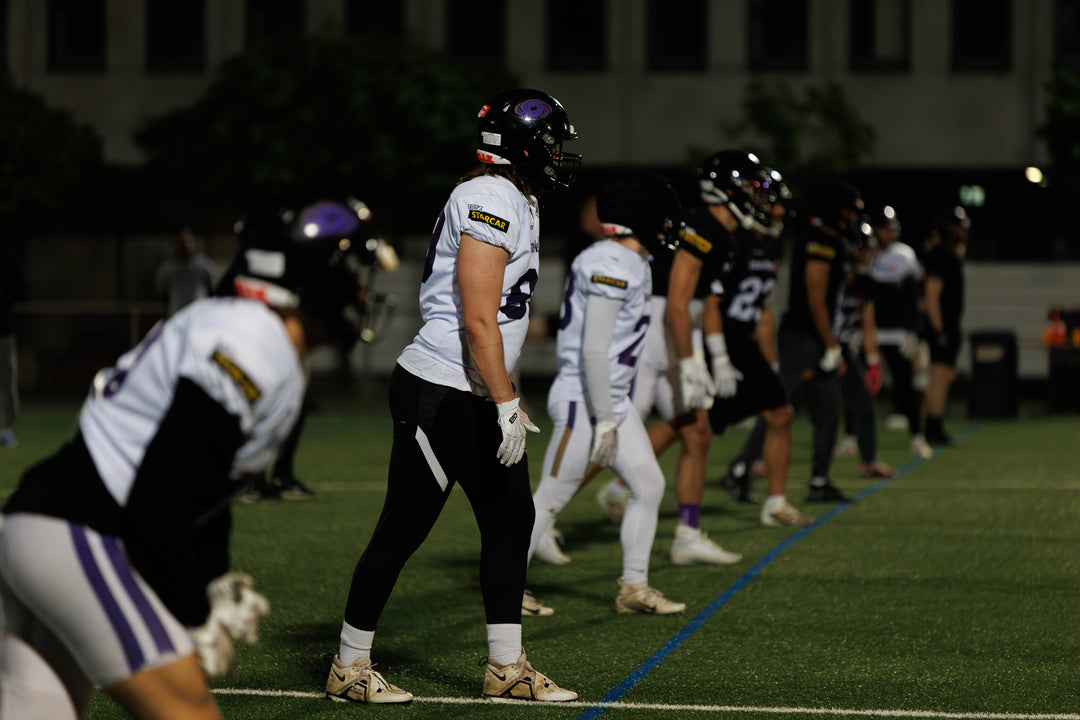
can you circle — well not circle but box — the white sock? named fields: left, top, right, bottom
left=486, top=623, right=522, bottom=665
left=763, top=495, right=786, bottom=514
left=338, top=621, right=374, bottom=666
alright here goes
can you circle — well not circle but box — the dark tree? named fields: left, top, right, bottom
left=135, top=35, right=516, bottom=231
left=0, top=81, right=103, bottom=242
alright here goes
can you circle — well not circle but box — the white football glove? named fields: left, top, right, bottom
left=819, top=345, right=843, bottom=373
left=678, top=356, right=715, bottom=410
left=589, top=419, right=619, bottom=468
left=711, top=355, right=743, bottom=398
left=899, top=331, right=919, bottom=360
left=206, top=572, right=270, bottom=645
left=190, top=616, right=236, bottom=679
left=496, top=398, right=540, bottom=467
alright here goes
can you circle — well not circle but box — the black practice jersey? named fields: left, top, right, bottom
left=675, top=206, right=739, bottom=300
left=782, top=223, right=847, bottom=336
left=708, top=234, right=780, bottom=344
left=923, top=244, right=965, bottom=330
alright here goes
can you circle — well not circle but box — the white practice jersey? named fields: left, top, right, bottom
left=870, top=240, right=921, bottom=285
left=79, top=297, right=305, bottom=505
left=548, top=240, right=652, bottom=409
left=399, top=174, right=539, bottom=396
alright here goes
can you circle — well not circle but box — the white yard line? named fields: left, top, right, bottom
left=212, top=689, right=1078, bottom=720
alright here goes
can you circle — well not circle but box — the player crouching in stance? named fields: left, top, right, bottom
left=528, top=170, right=686, bottom=616
left=328, top=89, right=579, bottom=704
left=0, top=188, right=375, bottom=719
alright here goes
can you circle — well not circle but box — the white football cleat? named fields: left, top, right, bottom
left=325, top=656, right=413, bottom=704
left=886, top=414, right=910, bottom=432
left=911, top=434, right=934, bottom=460
left=614, top=578, right=686, bottom=615
left=833, top=435, right=858, bottom=459
left=521, top=589, right=553, bottom=617
left=761, top=498, right=814, bottom=527
left=533, top=526, right=571, bottom=565
left=482, top=653, right=577, bottom=702
left=670, top=524, right=742, bottom=566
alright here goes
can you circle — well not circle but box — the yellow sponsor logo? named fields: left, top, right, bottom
left=591, top=274, right=628, bottom=289
left=679, top=229, right=712, bottom=253
left=211, top=349, right=261, bottom=402
left=807, top=242, right=836, bottom=260
left=469, top=210, right=510, bottom=233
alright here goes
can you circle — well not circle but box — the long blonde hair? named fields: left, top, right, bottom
left=458, top=164, right=537, bottom=200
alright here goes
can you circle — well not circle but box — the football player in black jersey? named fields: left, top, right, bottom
left=721, top=181, right=867, bottom=504
left=703, top=161, right=813, bottom=526
left=922, top=206, right=970, bottom=445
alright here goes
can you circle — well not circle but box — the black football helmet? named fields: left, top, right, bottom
left=476, top=89, right=581, bottom=192
left=595, top=169, right=682, bottom=255
left=761, top=165, right=793, bottom=239
left=812, top=180, right=866, bottom=236
left=231, top=188, right=374, bottom=345
left=935, top=205, right=971, bottom=239
left=869, top=203, right=901, bottom=239
left=698, top=150, right=776, bottom=234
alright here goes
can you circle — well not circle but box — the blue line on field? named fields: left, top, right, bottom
left=576, top=423, right=979, bottom=720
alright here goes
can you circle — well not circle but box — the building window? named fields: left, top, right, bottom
left=446, top=0, right=505, bottom=66
left=850, top=0, right=910, bottom=72
left=246, top=0, right=305, bottom=52
left=1055, top=0, right=1080, bottom=70
left=647, top=0, right=705, bottom=72
left=47, top=0, right=106, bottom=73
left=952, top=0, right=1011, bottom=72
left=147, top=0, right=206, bottom=73
left=346, top=0, right=405, bottom=39
left=748, top=0, right=808, bottom=72
left=547, top=0, right=605, bottom=72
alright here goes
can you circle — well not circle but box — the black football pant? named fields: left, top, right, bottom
left=839, top=345, right=877, bottom=463
left=343, top=365, right=533, bottom=631
left=730, top=326, right=841, bottom=482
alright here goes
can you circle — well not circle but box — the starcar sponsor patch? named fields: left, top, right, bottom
left=591, top=274, right=628, bottom=289
left=211, top=349, right=262, bottom=402
left=469, top=209, right=510, bottom=233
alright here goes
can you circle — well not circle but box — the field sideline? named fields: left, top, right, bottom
left=0, top=398, right=1076, bottom=719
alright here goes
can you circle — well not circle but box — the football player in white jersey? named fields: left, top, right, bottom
left=0, top=189, right=376, bottom=719
left=528, top=170, right=686, bottom=616
left=329, top=89, right=580, bottom=704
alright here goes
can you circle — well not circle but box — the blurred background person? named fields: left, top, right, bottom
left=0, top=242, right=25, bottom=447
left=156, top=226, right=219, bottom=318
left=867, top=205, right=934, bottom=459
left=831, top=225, right=896, bottom=479
left=922, top=206, right=971, bottom=446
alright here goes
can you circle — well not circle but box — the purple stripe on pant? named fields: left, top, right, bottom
left=70, top=525, right=145, bottom=673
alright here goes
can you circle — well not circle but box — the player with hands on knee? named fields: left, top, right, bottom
left=0, top=187, right=380, bottom=718
left=528, top=169, right=687, bottom=615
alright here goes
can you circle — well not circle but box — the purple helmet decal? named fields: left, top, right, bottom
left=298, top=201, right=360, bottom=239
left=514, top=99, right=551, bottom=120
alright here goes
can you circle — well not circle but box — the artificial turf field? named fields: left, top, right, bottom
left=0, top=394, right=1076, bottom=720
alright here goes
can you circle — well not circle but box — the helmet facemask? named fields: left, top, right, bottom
left=233, top=193, right=374, bottom=349
left=699, top=151, right=775, bottom=235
